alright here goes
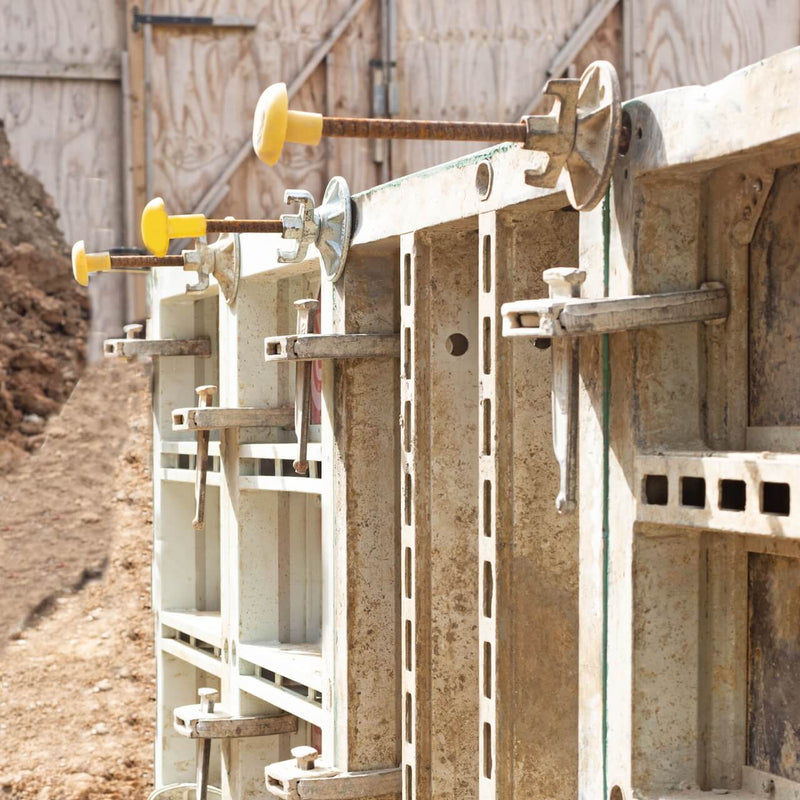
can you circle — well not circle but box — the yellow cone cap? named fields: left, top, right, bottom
left=71, top=240, right=110, bottom=286
left=141, top=197, right=206, bottom=257
left=252, top=82, right=323, bottom=166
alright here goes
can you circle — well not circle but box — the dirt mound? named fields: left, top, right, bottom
left=0, top=358, right=154, bottom=799
left=0, top=120, right=89, bottom=457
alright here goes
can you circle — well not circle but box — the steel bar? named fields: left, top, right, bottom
left=321, top=116, right=527, bottom=142
left=205, top=219, right=283, bottom=234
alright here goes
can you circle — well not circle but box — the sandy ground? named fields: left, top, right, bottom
left=0, top=359, right=155, bottom=799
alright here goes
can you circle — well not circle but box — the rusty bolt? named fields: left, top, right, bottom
left=124, top=323, right=144, bottom=340
left=196, top=385, right=217, bottom=409
left=198, top=687, right=218, bottom=714
left=291, top=745, right=318, bottom=771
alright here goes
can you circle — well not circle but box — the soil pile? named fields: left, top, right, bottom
left=0, top=358, right=155, bottom=799
left=0, top=120, right=89, bottom=462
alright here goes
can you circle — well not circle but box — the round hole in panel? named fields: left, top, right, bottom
left=446, top=333, right=469, bottom=357
left=475, top=160, right=494, bottom=201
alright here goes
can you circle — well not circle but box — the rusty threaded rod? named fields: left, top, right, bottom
left=109, top=255, right=185, bottom=268
left=205, top=219, right=283, bottom=234
left=321, top=117, right=528, bottom=142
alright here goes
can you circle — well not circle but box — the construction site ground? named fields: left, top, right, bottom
left=0, top=359, right=155, bottom=800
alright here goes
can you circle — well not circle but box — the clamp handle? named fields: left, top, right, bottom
left=71, top=240, right=111, bottom=286
left=252, top=82, right=323, bottom=166
left=141, top=197, right=207, bottom=257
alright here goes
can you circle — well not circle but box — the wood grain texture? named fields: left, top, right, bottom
left=146, top=0, right=380, bottom=225
left=391, top=0, right=598, bottom=177
left=629, top=0, right=800, bottom=96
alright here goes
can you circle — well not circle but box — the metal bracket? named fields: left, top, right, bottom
left=182, top=229, right=240, bottom=305
left=501, top=272, right=729, bottom=513
left=103, top=323, right=211, bottom=360
left=266, top=747, right=401, bottom=800
left=172, top=406, right=294, bottom=432
left=174, top=702, right=297, bottom=740
left=131, top=7, right=256, bottom=32
left=522, top=60, right=621, bottom=211
left=264, top=333, right=399, bottom=362
left=279, top=177, right=352, bottom=283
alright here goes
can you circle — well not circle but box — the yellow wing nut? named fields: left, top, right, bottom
left=252, top=82, right=323, bottom=166
left=71, top=240, right=111, bottom=287
left=141, top=197, right=207, bottom=257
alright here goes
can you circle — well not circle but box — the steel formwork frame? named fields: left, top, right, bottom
left=145, top=44, right=800, bottom=800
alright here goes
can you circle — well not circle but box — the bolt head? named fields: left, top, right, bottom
left=291, top=745, right=318, bottom=770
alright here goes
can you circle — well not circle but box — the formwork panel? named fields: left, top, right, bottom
left=478, top=206, right=580, bottom=800
left=401, top=226, right=479, bottom=800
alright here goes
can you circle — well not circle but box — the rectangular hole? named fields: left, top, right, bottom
left=405, top=619, right=412, bottom=671
left=680, top=476, right=706, bottom=508
left=404, top=473, right=412, bottom=526
left=404, top=547, right=412, bottom=599
left=403, top=328, right=411, bottom=380
left=265, top=341, right=279, bottom=356
left=405, top=692, right=412, bottom=743
left=761, top=482, right=790, bottom=516
left=483, top=317, right=491, bottom=375
left=404, top=401, right=411, bottom=453
left=259, top=458, right=276, bottom=476
left=483, top=480, right=492, bottom=537
left=177, top=453, right=191, bottom=470
left=483, top=561, right=493, bottom=617
left=404, top=253, right=411, bottom=306
left=405, top=765, right=412, bottom=798
left=483, top=723, right=493, bottom=779
left=483, top=641, right=492, bottom=698
left=483, top=399, right=491, bottom=455
left=643, top=474, right=668, bottom=505
left=719, top=479, right=746, bottom=511
left=482, top=234, right=492, bottom=293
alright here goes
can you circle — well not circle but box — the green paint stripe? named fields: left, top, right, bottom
left=601, top=189, right=611, bottom=800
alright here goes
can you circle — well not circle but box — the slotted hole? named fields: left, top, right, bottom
left=483, top=399, right=492, bottom=455
left=483, top=723, right=493, bottom=778
left=483, top=481, right=492, bottom=537
left=404, top=547, right=412, bottom=598
left=404, top=253, right=411, bottom=306
left=761, top=482, right=790, bottom=516
left=482, top=235, right=492, bottom=293
left=483, top=641, right=492, bottom=698
left=719, top=479, right=746, bottom=511
left=680, top=476, right=706, bottom=508
left=404, top=473, right=412, bottom=526
left=404, top=328, right=411, bottom=379
left=483, top=317, right=491, bottom=374
left=405, top=692, right=412, bottom=742
left=643, top=474, right=668, bottom=505
left=483, top=561, right=493, bottom=617
left=404, top=400, right=411, bottom=453
left=406, top=766, right=412, bottom=798
left=405, top=619, right=412, bottom=670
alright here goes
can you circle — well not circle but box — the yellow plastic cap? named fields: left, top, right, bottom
left=141, top=197, right=170, bottom=257
left=141, top=196, right=206, bottom=256
left=252, top=82, right=323, bottom=166
left=71, top=240, right=110, bottom=286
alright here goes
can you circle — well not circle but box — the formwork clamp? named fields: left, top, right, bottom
left=501, top=271, right=729, bottom=513
left=265, top=747, right=401, bottom=800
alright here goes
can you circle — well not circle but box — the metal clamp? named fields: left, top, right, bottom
left=103, top=323, right=211, bottom=360
left=182, top=229, right=240, bottom=305
left=265, top=333, right=399, bottom=362
left=501, top=271, right=729, bottom=513
left=279, top=177, right=352, bottom=282
left=266, top=747, right=401, bottom=800
left=522, top=61, right=621, bottom=211
left=168, top=689, right=297, bottom=800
